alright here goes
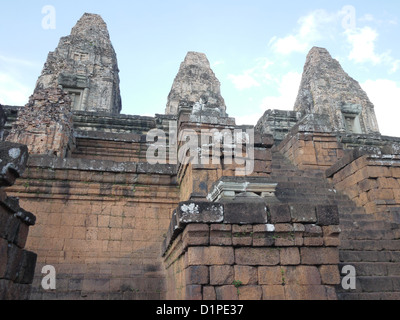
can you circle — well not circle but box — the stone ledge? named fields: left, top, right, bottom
left=161, top=201, right=340, bottom=257
left=74, top=130, right=143, bottom=143
left=27, top=155, right=177, bottom=175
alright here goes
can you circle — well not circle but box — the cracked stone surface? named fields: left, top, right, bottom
left=34, top=13, right=122, bottom=114
left=294, top=47, right=380, bottom=135
left=165, top=51, right=227, bottom=117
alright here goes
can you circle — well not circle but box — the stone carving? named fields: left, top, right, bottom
left=165, top=52, right=227, bottom=117
left=35, top=13, right=122, bottom=114
left=294, top=47, right=380, bottom=135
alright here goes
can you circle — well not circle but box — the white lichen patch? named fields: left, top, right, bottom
left=181, top=203, right=200, bottom=215
left=266, top=224, right=275, bottom=232
left=8, top=148, right=21, bottom=160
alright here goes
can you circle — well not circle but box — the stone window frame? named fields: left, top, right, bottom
left=341, top=104, right=363, bottom=134
left=64, top=88, right=84, bottom=111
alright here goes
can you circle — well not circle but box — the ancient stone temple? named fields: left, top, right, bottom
left=165, top=51, right=227, bottom=117
left=1, top=13, right=400, bottom=301
left=35, top=13, right=122, bottom=114
left=293, top=47, right=380, bottom=135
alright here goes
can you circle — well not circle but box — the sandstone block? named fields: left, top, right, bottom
left=262, top=285, right=285, bottom=300
left=215, top=285, right=238, bottom=300
left=235, top=248, right=280, bottom=266
left=210, top=266, right=234, bottom=285
left=301, top=247, right=340, bottom=265
left=187, top=247, right=234, bottom=266
left=185, top=266, right=209, bottom=285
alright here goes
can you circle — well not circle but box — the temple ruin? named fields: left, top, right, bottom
left=1, top=13, right=399, bottom=300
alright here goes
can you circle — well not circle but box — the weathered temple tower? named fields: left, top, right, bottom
left=165, top=52, right=227, bottom=117
left=35, top=13, right=122, bottom=114
left=294, top=47, right=380, bottom=135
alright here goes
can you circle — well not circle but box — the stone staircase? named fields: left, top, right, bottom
left=269, top=148, right=400, bottom=300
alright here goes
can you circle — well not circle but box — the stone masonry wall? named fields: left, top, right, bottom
left=6, top=156, right=179, bottom=300
left=279, top=130, right=345, bottom=172
left=162, top=201, right=341, bottom=300
left=327, top=152, right=400, bottom=216
left=176, top=119, right=274, bottom=202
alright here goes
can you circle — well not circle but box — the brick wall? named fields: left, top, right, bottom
left=176, top=120, right=274, bottom=202
left=279, top=131, right=345, bottom=171
left=162, top=201, right=341, bottom=300
left=6, top=156, right=179, bottom=300
left=327, top=152, right=400, bottom=215
left=277, top=114, right=345, bottom=171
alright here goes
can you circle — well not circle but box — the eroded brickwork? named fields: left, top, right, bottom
left=6, top=88, right=74, bottom=158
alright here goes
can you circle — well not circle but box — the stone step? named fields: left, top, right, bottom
left=340, top=229, right=400, bottom=241
left=340, top=240, right=400, bottom=251
left=336, top=276, right=400, bottom=294
left=338, top=262, right=400, bottom=277
left=340, top=250, right=400, bottom=263
left=339, top=219, right=398, bottom=231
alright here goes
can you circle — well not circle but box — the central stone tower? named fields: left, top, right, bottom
left=165, top=51, right=227, bottom=117
left=35, top=13, right=122, bottom=114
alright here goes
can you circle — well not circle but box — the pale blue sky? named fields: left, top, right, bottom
left=0, top=0, right=399, bottom=136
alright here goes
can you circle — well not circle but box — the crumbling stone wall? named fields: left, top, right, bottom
left=162, top=201, right=341, bottom=300
left=0, top=142, right=37, bottom=300
left=6, top=88, right=74, bottom=158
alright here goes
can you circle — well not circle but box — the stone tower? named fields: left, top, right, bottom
left=35, top=13, right=122, bottom=114
left=165, top=52, right=227, bottom=117
left=294, top=47, right=380, bottom=135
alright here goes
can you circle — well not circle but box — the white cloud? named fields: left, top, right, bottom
left=345, top=26, right=382, bottom=64
left=228, top=72, right=260, bottom=90
left=361, top=79, right=400, bottom=137
left=269, top=9, right=337, bottom=55
left=234, top=72, right=302, bottom=126
left=0, top=54, right=37, bottom=105
left=235, top=113, right=264, bottom=126
left=228, top=57, right=274, bottom=90
left=0, top=73, right=31, bottom=106
left=345, top=26, right=400, bottom=73
left=261, top=72, right=302, bottom=110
